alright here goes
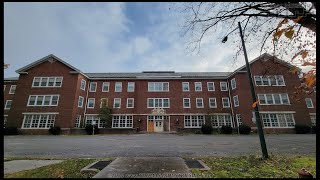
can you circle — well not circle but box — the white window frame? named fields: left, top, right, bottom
left=147, top=98, right=170, bottom=108
left=222, top=97, right=230, bottom=108
left=231, top=78, right=236, bottom=90
left=310, top=113, right=316, bottom=126
left=257, top=93, right=290, bottom=105
left=75, top=115, right=81, bottom=128
left=89, top=82, right=97, bottom=92
left=9, top=85, right=16, bottom=94
left=85, top=115, right=106, bottom=128
left=210, top=114, right=233, bottom=127
left=184, top=115, right=205, bottom=128
left=127, top=82, right=135, bottom=92
left=233, top=95, right=239, bottom=107
left=113, top=98, right=121, bottom=108
left=182, top=82, right=190, bottom=92
left=127, top=98, right=134, bottom=108
left=21, top=113, right=57, bottom=129
left=236, top=114, right=242, bottom=126
left=115, top=82, right=122, bottom=92
left=209, top=98, right=217, bottom=108
left=5, top=100, right=12, bottom=109
left=148, top=82, right=169, bottom=92
left=183, top=98, right=191, bottom=108
left=27, top=95, right=60, bottom=106
left=196, top=98, right=204, bottom=108
left=100, top=98, right=108, bottom=108
left=305, top=98, right=314, bottom=108
left=112, top=115, right=133, bottom=128
left=32, top=77, right=63, bottom=87
left=194, top=82, right=202, bottom=92
left=207, top=82, right=215, bottom=91
left=102, top=82, right=110, bottom=92
left=261, top=113, right=295, bottom=128
left=87, top=98, right=95, bottom=108
left=80, top=79, right=86, bottom=91
left=254, top=75, right=285, bottom=86
left=78, top=96, right=84, bottom=108
left=220, top=82, right=228, bottom=91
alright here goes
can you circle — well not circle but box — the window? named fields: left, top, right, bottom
left=236, top=114, right=242, bottom=126
left=78, top=96, right=84, bottom=107
left=100, top=98, right=108, bottom=108
left=222, top=97, right=230, bottom=108
left=27, top=95, right=59, bottom=106
left=183, top=98, right=190, bottom=108
left=22, top=114, right=56, bottom=129
left=9, top=85, right=16, bottom=94
left=254, top=75, right=285, bottom=86
left=182, top=82, right=189, bottom=91
left=147, top=98, right=170, bottom=108
left=220, top=82, right=228, bottom=91
left=75, top=115, right=81, bottom=128
left=184, top=115, right=205, bottom=128
left=310, top=114, right=316, bottom=126
left=207, top=82, right=215, bottom=91
left=211, top=114, right=233, bottom=127
left=115, top=82, right=122, bottom=92
left=231, top=78, right=236, bottom=90
left=261, top=113, right=295, bottom=128
left=89, top=82, right=97, bottom=92
left=101, top=82, right=109, bottom=92
left=4, top=115, right=8, bottom=126
left=32, top=77, right=63, bottom=87
left=195, top=82, right=202, bottom=91
left=233, top=95, right=239, bottom=107
left=209, top=98, right=217, bottom=108
left=85, top=115, right=105, bottom=128
left=87, top=98, right=95, bottom=108
left=112, top=115, right=133, bottom=128
left=127, top=82, right=135, bottom=92
left=196, top=98, right=204, bottom=108
left=80, top=79, right=86, bottom=90
left=148, top=82, right=169, bottom=92
left=113, top=98, right=121, bottom=108
left=5, top=100, right=12, bottom=109
left=305, top=98, right=313, bottom=108
left=258, top=94, right=290, bottom=105
left=127, top=98, right=134, bottom=108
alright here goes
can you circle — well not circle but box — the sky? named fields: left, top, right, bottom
left=4, top=2, right=306, bottom=78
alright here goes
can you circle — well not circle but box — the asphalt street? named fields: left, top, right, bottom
left=4, top=134, right=316, bottom=158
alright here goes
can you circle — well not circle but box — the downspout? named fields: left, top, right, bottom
left=83, top=79, right=89, bottom=128
left=227, top=79, right=237, bottom=134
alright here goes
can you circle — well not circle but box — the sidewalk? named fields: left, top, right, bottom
left=4, top=160, right=64, bottom=174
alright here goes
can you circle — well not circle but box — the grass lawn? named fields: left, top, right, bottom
left=189, top=155, right=316, bottom=178
left=4, top=155, right=316, bottom=178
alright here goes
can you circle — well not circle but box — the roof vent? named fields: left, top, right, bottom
left=142, top=71, right=175, bottom=73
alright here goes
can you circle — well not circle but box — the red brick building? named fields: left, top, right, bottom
left=3, top=53, right=316, bottom=133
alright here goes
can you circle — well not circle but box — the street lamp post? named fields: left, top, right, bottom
left=222, top=22, right=269, bottom=159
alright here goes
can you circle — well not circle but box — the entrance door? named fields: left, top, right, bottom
left=148, top=119, right=154, bottom=132
left=154, top=120, right=164, bottom=132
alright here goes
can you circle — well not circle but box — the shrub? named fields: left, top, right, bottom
left=85, top=124, right=100, bottom=135
left=295, top=124, right=311, bottom=134
left=4, top=127, right=19, bottom=135
left=311, top=126, right=316, bottom=134
left=194, top=130, right=202, bottom=134
left=220, top=125, right=233, bottom=134
left=49, top=126, right=61, bottom=135
left=201, top=124, right=213, bottom=134
left=239, top=124, right=251, bottom=134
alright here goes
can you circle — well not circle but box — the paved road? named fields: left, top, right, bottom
left=4, top=134, right=316, bottom=158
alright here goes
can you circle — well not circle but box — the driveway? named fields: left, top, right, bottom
left=4, top=134, right=316, bottom=158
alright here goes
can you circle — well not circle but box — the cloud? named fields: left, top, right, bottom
left=132, top=37, right=152, bottom=55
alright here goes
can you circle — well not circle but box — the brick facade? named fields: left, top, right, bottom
left=3, top=53, right=316, bottom=133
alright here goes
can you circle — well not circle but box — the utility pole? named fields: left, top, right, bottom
left=238, top=22, right=268, bottom=159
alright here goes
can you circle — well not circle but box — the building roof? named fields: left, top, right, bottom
left=4, top=77, right=19, bottom=81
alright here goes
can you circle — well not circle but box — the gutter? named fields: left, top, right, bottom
left=83, top=79, right=90, bottom=127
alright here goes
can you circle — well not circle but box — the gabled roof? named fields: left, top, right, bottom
left=15, top=54, right=84, bottom=75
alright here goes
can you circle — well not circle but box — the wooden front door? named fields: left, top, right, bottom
left=148, top=119, right=154, bottom=132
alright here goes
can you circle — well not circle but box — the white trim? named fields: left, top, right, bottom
left=209, top=98, right=217, bottom=108
left=85, top=113, right=222, bottom=116
left=147, top=98, right=170, bottom=108
left=231, top=78, right=236, bottom=90
left=257, top=93, right=290, bottom=105
left=183, top=98, right=191, bottom=108
left=32, top=77, right=63, bottom=88
left=22, top=112, right=59, bottom=114
left=112, top=115, right=133, bottom=128
left=194, top=82, right=202, bottom=92
left=182, top=82, right=190, bottom=92
left=80, top=79, right=86, bottom=91
left=113, top=98, right=121, bottom=108
left=236, top=114, right=242, bottom=126
left=4, top=100, right=12, bottom=110
left=259, top=111, right=296, bottom=113
left=220, top=82, right=228, bottom=91
left=27, top=95, right=60, bottom=106
left=115, top=82, right=123, bottom=92
left=196, top=98, right=204, bottom=108
left=148, top=82, right=169, bottom=92
left=102, top=82, right=110, bottom=92
left=89, top=82, right=97, bottom=92
left=254, top=75, right=286, bottom=86
left=184, top=115, right=205, bottom=128
left=87, top=98, right=95, bottom=108
left=207, top=82, right=215, bottom=91
left=222, top=97, right=230, bottom=108
left=127, top=98, right=134, bottom=108
left=233, top=95, right=239, bottom=107
left=78, top=96, right=84, bottom=108
left=9, top=85, right=17, bottom=94
left=127, top=82, right=135, bottom=92
left=309, top=113, right=316, bottom=115
left=305, top=98, right=314, bottom=108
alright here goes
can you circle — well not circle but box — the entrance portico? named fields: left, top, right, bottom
left=147, top=108, right=170, bottom=133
